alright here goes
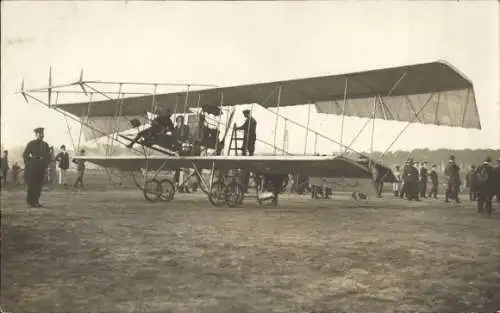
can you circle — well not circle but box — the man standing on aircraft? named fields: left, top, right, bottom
left=475, top=156, right=494, bottom=215
left=127, top=107, right=174, bottom=148
left=444, top=155, right=461, bottom=204
left=55, top=145, right=70, bottom=185
left=22, top=127, right=51, bottom=208
left=428, top=164, right=438, bottom=199
left=235, top=109, right=257, bottom=156
left=419, top=161, right=428, bottom=199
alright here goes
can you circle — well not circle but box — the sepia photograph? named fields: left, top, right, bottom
left=1, top=1, right=499, bottom=312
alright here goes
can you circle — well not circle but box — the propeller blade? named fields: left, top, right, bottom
left=79, top=68, right=88, bottom=96
left=20, top=79, right=28, bottom=103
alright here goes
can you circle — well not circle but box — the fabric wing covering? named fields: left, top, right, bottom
left=56, top=60, right=481, bottom=141
left=73, top=155, right=374, bottom=179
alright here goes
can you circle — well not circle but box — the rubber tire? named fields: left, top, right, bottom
left=158, top=179, right=175, bottom=202
left=224, top=181, right=245, bottom=208
left=208, top=181, right=226, bottom=207
left=143, top=179, right=160, bottom=202
left=257, top=192, right=277, bottom=206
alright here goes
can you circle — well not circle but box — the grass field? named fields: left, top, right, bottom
left=1, top=181, right=500, bottom=312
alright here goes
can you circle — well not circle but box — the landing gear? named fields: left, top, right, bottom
left=208, top=180, right=226, bottom=206
left=142, top=178, right=175, bottom=202
left=158, top=179, right=175, bottom=202
left=223, top=181, right=245, bottom=208
left=143, top=179, right=160, bottom=202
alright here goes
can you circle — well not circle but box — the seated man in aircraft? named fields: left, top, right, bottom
left=174, top=115, right=190, bottom=142
left=127, top=108, right=175, bottom=148
left=189, top=114, right=210, bottom=153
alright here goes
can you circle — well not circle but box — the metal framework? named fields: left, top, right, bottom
left=19, top=60, right=480, bottom=205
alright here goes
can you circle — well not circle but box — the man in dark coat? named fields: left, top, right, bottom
left=428, top=164, right=438, bottom=199
left=22, top=127, right=51, bottom=208
left=235, top=109, right=257, bottom=156
left=55, top=145, right=70, bottom=185
left=1, top=150, right=9, bottom=186
left=419, top=161, right=428, bottom=199
left=494, top=158, right=500, bottom=203
left=173, top=116, right=190, bottom=188
left=465, top=165, right=478, bottom=201
left=399, top=160, right=411, bottom=199
left=73, top=149, right=86, bottom=189
left=444, top=155, right=461, bottom=203
left=407, top=160, right=420, bottom=201
left=475, top=156, right=495, bottom=215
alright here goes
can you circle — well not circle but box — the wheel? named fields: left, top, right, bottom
left=208, top=181, right=226, bottom=206
left=257, top=191, right=277, bottom=206
left=158, top=179, right=175, bottom=202
left=143, top=179, right=160, bottom=202
left=224, top=181, right=245, bottom=208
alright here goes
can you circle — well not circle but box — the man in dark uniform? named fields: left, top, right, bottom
left=419, top=161, right=428, bottom=199
left=428, top=164, right=438, bottom=199
left=475, top=156, right=494, bottom=215
left=235, top=109, right=257, bottom=156
left=494, top=158, right=500, bottom=203
left=444, top=155, right=461, bottom=203
left=22, top=127, right=51, bottom=208
left=127, top=108, right=174, bottom=148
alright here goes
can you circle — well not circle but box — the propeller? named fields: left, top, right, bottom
left=20, top=79, right=28, bottom=103
left=78, top=68, right=88, bottom=96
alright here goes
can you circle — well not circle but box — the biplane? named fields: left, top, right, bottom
left=19, top=60, right=481, bottom=207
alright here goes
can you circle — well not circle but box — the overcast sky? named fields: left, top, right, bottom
left=1, top=1, right=499, bottom=154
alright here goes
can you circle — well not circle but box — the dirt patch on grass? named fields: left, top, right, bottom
left=1, top=189, right=499, bottom=312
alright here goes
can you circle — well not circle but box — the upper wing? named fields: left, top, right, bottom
left=75, top=155, right=374, bottom=179
left=54, top=60, right=480, bottom=129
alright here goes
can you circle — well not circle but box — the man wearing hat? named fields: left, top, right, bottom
left=235, top=109, right=257, bottom=156
left=73, top=149, right=86, bottom=189
left=475, top=156, right=494, bottom=215
left=399, top=159, right=411, bottom=199
left=22, top=127, right=51, bottom=207
left=428, top=164, right=439, bottom=199
left=127, top=107, right=174, bottom=148
left=406, top=159, right=420, bottom=201
left=444, top=155, right=461, bottom=203
left=55, top=145, right=70, bottom=185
